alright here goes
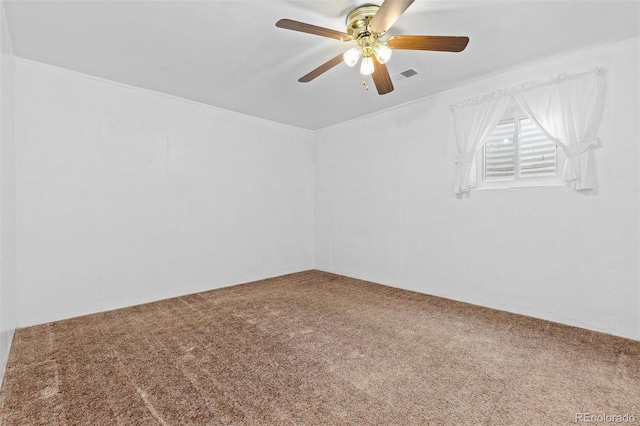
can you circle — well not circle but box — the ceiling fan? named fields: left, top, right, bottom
left=276, top=0, right=469, bottom=95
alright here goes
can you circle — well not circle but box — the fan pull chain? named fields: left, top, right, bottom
left=362, top=80, right=369, bottom=91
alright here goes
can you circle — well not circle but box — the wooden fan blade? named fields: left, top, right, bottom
left=276, top=19, right=351, bottom=41
left=388, top=35, right=470, bottom=52
left=298, top=54, right=344, bottom=83
left=369, top=0, right=415, bottom=34
left=372, top=56, right=394, bottom=95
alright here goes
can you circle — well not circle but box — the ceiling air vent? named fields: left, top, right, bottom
left=393, top=68, right=420, bottom=81
left=401, top=69, right=418, bottom=78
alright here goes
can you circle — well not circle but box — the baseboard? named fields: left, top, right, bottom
left=0, top=328, right=15, bottom=390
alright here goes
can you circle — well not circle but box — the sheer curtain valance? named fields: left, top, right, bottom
left=451, top=68, right=606, bottom=193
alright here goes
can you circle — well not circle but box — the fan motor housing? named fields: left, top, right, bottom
left=346, top=5, right=381, bottom=38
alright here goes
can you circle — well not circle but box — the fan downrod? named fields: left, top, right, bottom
left=346, top=5, right=381, bottom=38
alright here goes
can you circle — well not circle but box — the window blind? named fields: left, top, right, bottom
left=484, top=118, right=556, bottom=180
left=484, top=121, right=515, bottom=180
left=518, top=118, right=556, bottom=176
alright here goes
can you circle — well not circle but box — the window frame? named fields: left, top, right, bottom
left=475, top=105, right=566, bottom=190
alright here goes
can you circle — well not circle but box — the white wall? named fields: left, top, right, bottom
left=315, top=37, right=640, bottom=340
left=0, top=0, right=16, bottom=386
left=15, top=60, right=315, bottom=327
left=12, top=35, right=640, bottom=341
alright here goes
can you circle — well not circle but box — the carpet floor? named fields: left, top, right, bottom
left=1, top=270, right=639, bottom=425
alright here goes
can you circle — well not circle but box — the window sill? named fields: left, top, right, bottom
left=474, top=181, right=567, bottom=191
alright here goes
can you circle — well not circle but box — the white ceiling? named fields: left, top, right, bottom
left=5, top=0, right=640, bottom=130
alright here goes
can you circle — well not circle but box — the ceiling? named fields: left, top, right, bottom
left=5, top=0, right=639, bottom=130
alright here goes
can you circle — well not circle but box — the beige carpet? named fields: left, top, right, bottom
left=1, top=270, right=639, bottom=425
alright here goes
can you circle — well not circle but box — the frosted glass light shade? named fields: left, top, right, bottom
left=360, top=56, right=374, bottom=75
left=343, top=46, right=363, bottom=67
left=373, top=43, right=392, bottom=64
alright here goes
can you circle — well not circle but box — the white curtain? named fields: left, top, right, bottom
left=451, top=92, right=510, bottom=193
left=513, top=69, right=606, bottom=190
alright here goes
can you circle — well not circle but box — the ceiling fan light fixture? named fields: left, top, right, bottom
left=360, top=56, right=374, bottom=75
left=343, top=45, right=363, bottom=67
left=373, top=43, right=392, bottom=64
left=276, top=0, right=469, bottom=95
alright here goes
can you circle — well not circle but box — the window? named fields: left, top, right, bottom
left=477, top=106, right=564, bottom=188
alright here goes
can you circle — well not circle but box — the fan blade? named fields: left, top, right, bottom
left=298, top=54, right=345, bottom=83
left=371, top=57, right=394, bottom=95
left=276, top=19, right=351, bottom=41
left=388, top=35, right=470, bottom=52
left=369, top=0, right=415, bottom=34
